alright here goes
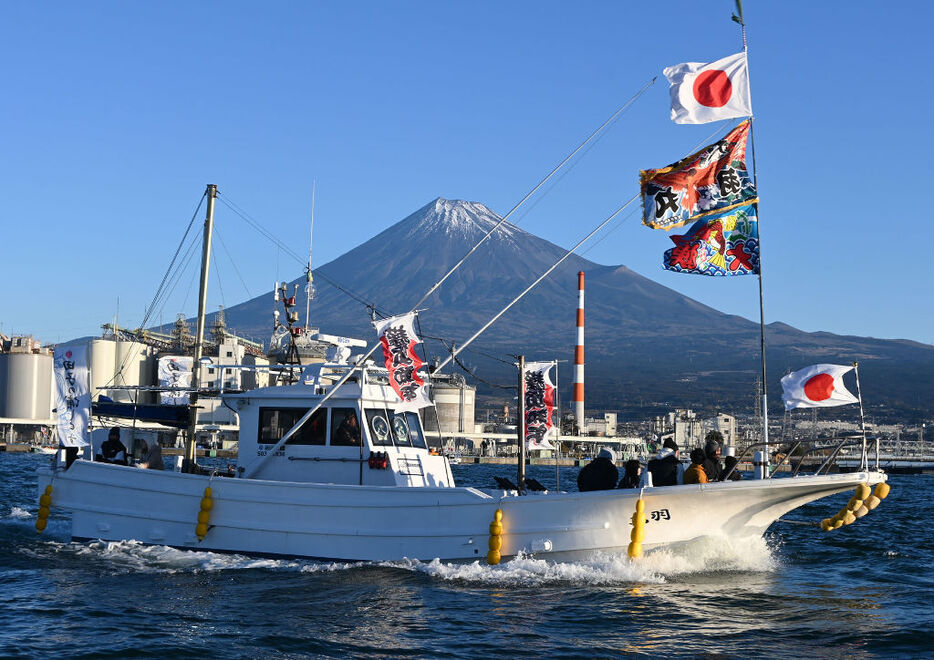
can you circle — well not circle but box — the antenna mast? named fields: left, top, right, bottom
left=305, top=179, right=316, bottom=332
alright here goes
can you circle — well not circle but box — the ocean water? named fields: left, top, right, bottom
left=2, top=452, right=932, bottom=658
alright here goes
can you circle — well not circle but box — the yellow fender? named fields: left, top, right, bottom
left=487, top=509, right=504, bottom=565
left=628, top=498, right=646, bottom=559
left=874, top=482, right=890, bottom=500
left=196, top=486, right=213, bottom=541
left=36, top=485, right=53, bottom=533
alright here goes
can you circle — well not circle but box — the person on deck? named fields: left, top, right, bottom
left=97, top=428, right=128, bottom=465
left=647, top=439, right=684, bottom=486
left=577, top=448, right=619, bottom=492
left=138, top=439, right=164, bottom=470
left=721, top=455, right=742, bottom=481
left=334, top=410, right=361, bottom=446
left=702, top=438, right=723, bottom=482
left=683, top=448, right=708, bottom=484
left=618, top=459, right=643, bottom=489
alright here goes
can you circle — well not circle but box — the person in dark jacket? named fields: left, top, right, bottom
left=618, top=459, right=642, bottom=488
left=702, top=438, right=722, bottom=482
left=578, top=448, right=619, bottom=492
left=96, top=427, right=128, bottom=465
left=648, top=439, right=683, bottom=486
left=721, top=455, right=742, bottom=481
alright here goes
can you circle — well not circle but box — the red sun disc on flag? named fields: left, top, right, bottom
left=65, top=350, right=72, bottom=358
left=803, top=373, right=834, bottom=401
left=693, top=70, right=733, bottom=107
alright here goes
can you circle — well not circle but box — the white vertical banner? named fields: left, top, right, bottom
left=158, top=356, right=193, bottom=404
left=524, top=361, right=556, bottom=450
left=53, top=343, right=91, bottom=447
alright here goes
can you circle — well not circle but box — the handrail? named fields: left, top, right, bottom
left=725, top=436, right=877, bottom=480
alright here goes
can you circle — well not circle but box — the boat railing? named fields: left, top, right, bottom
left=727, top=436, right=877, bottom=480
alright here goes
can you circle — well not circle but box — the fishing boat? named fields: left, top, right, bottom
left=35, top=17, right=893, bottom=560
left=34, top=180, right=887, bottom=562
left=37, top=353, right=887, bottom=562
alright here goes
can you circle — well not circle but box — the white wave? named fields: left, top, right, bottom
left=58, top=540, right=314, bottom=574
left=379, top=535, right=777, bottom=586
left=6, top=506, right=32, bottom=519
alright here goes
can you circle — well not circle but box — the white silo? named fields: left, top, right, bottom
left=88, top=339, right=117, bottom=402
left=0, top=352, right=54, bottom=421
left=114, top=340, right=155, bottom=404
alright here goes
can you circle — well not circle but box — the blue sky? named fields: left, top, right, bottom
left=1, top=1, right=931, bottom=346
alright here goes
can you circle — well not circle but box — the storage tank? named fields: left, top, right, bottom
left=88, top=339, right=116, bottom=402
left=428, top=380, right=476, bottom=434
left=0, top=352, right=54, bottom=420
left=113, top=340, right=155, bottom=404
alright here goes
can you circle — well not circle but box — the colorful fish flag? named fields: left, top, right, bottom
left=641, top=120, right=757, bottom=231
left=664, top=52, right=752, bottom=124
left=781, top=364, right=859, bottom=411
left=373, top=313, right=432, bottom=411
left=663, top=204, right=759, bottom=276
left=523, top=361, right=556, bottom=450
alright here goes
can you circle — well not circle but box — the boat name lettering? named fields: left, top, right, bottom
left=257, top=445, right=285, bottom=457
left=650, top=509, right=671, bottom=521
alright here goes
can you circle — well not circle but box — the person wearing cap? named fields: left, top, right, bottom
left=703, top=438, right=723, bottom=482
left=577, top=447, right=619, bottom=492
left=683, top=448, right=708, bottom=484
left=96, top=427, right=128, bottom=465
left=647, top=438, right=684, bottom=487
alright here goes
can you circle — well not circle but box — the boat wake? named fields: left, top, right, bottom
left=381, top=534, right=778, bottom=586
left=16, top=530, right=775, bottom=584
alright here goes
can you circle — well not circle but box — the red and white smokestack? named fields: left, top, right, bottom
left=573, top=271, right=585, bottom=431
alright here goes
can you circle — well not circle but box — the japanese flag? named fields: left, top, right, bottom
left=781, top=364, right=859, bottom=411
left=664, top=52, right=752, bottom=124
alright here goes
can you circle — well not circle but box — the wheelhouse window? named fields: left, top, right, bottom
left=366, top=408, right=393, bottom=446
left=258, top=407, right=326, bottom=446
left=331, top=407, right=361, bottom=447
left=391, top=413, right=411, bottom=446
left=404, top=411, right=428, bottom=449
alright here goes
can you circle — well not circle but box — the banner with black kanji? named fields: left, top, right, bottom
left=373, top=313, right=432, bottom=411
left=523, top=361, right=556, bottom=450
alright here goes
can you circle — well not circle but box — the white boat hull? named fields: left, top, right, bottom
left=37, top=461, right=886, bottom=562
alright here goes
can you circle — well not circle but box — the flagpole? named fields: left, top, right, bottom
left=734, top=0, right=770, bottom=469
left=852, top=361, right=872, bottom=470
left=517, top=355, right=527, bottom=494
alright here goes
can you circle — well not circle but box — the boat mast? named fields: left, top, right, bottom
left=185, top=183, right=217, bottom=470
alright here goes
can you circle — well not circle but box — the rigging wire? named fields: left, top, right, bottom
left=410, top=77, right=658, bottom=314
left=434, top=194, right=640, bottom=373
left=139, top=193, right=206, bottom=332
left=102, top=193, right=206, bottom=389
left=578, top=120, right=734, bottom=258
left=214, top=227, right=253, bottom=300
left=216, top=193, right=390, bottom=318
left=210, top=249, right=227, bottom=311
